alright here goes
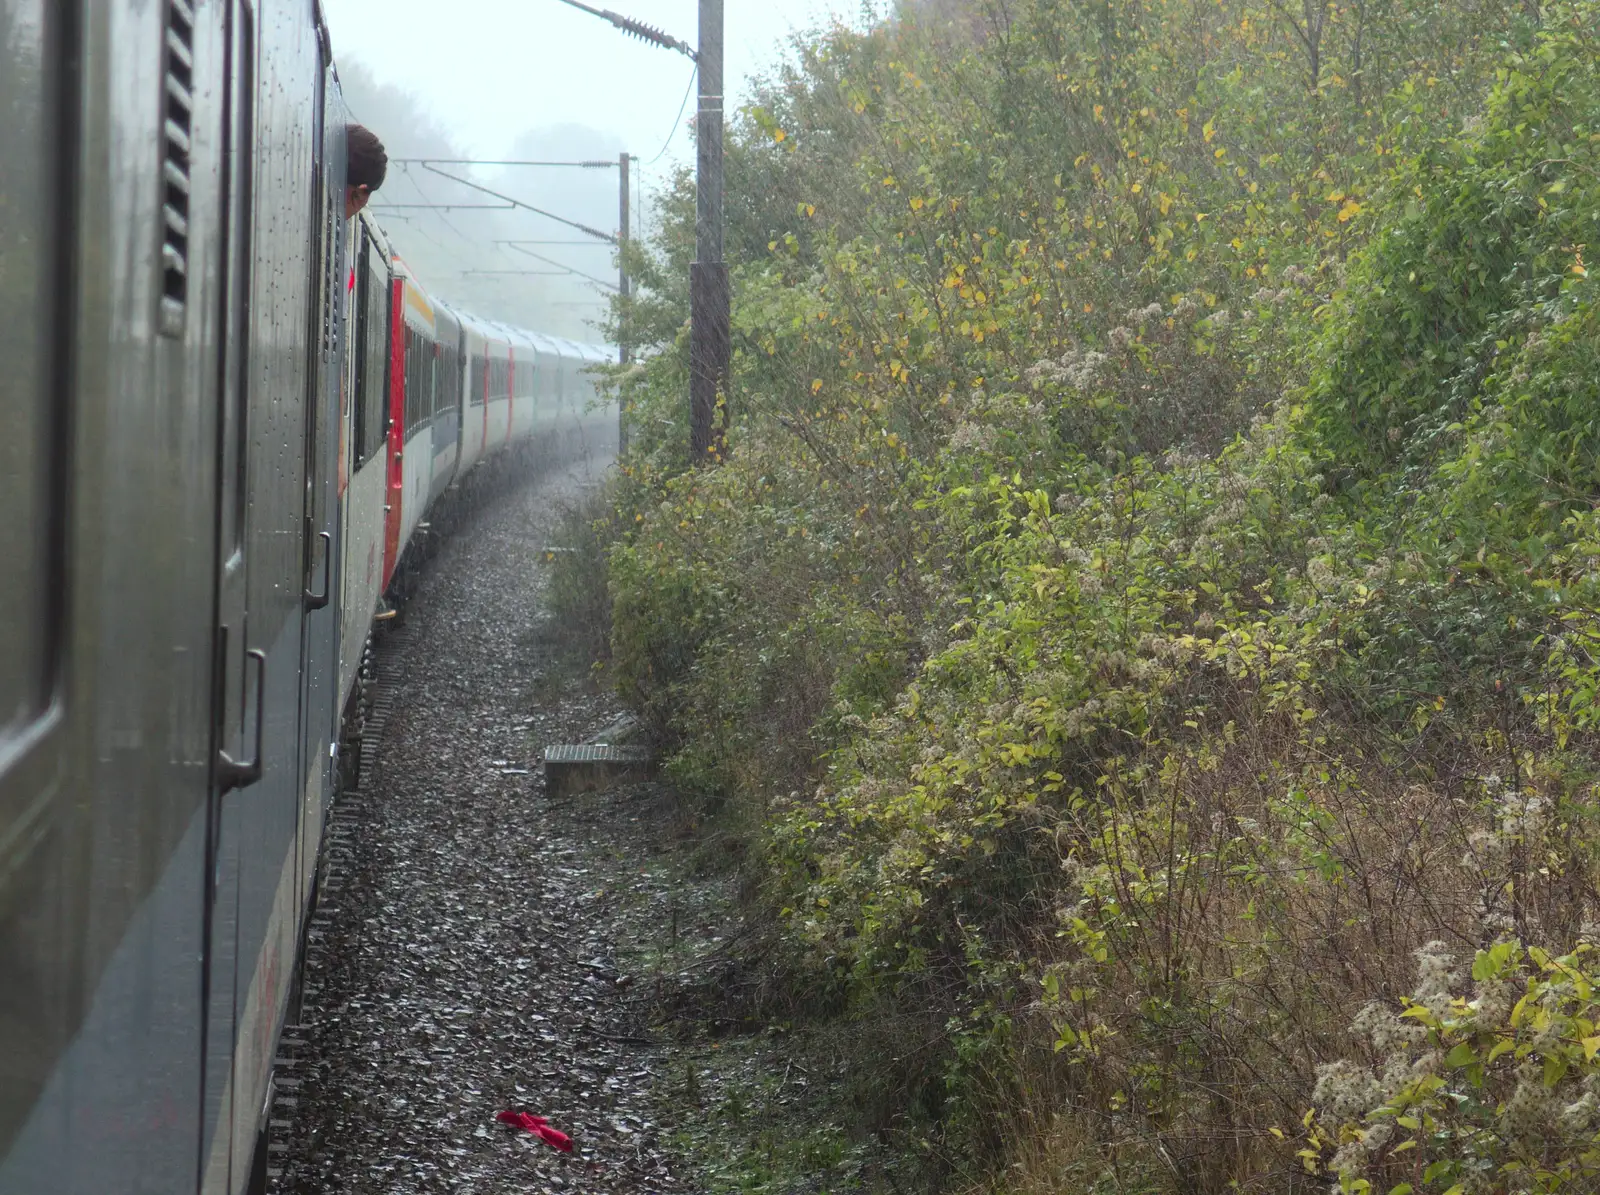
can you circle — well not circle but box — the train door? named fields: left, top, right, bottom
left=209, top=3, right=325, bottom=1189
left=200, top=3, right=256, bottom=1190
left=292, top=50, right=344, bottom=967
left=382, top=277, right=405, bottom=588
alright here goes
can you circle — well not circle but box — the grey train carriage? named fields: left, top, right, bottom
left=0, top=2, right=614, bottom=1193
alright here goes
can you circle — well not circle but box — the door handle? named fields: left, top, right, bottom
left=218, top=648, right=267, bottom=792
left=304, top=530, right=332, bottom=610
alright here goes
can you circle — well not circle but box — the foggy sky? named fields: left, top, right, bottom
left=323, top=0, right=879, bottom=171
left=323, top=0, right=883, bottom=341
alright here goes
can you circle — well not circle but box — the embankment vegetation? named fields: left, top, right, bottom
left=569, top=1, right=1600, bottom=1189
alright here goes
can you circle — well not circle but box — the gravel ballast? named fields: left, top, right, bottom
left=275, top=448, right=692, bottom=1195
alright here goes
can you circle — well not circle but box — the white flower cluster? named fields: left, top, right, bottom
left=948, top=419, right=998, bottom=453
left=1305, top=556, right=1337, bottom=590
left=1250, top=285, right=1299, bottom=306
left=1024, top=348, right=1112, bottom=393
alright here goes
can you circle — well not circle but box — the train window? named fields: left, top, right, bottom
left=403, top=325, right=421, bottom=431
left=469, top=353, right=484, bottom=407
left=441, top=344, right=457, bottom=413
left=431, top=343, right=441, bottom=419
left=427, top=340, right=437, bottom=419
left=354, top=236, right=388, bottom=465
left=0, top=0, right=61, bottom=739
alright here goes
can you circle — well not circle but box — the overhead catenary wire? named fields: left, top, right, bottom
left=391, top=157, right=617, bottom=168
left=400, top=162, right=473, bottom=245
left=417, top=163, right=618, bottom=244
left=499, top=241, right=620, bottom=292
left=644, top=65, right=698, bottom=168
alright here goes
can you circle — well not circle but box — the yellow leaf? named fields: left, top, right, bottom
left=811, top=379, right=823, bottom=394
left=1203, top=119, right=1216, bottom=143
left=1582, top=1035, right=1600, bottom=1061
left=1268, top=1127, right=1285, bottom=1140
left=773, top=128, right=787, bottom=143
left=1337, top=200, right=1363, bottom=223
left=909, top=196, right=924, bottom=211
left=1130, top=181, right=1142, bottom=193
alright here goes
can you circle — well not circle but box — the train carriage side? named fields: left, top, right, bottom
left=482, top=324, right=513, bottom=456
left=551, top=336, right=586, bottom=437
left=511, top=327, right=535, bottom=443
left=0, top=2, right=235, bottom=1190
left=456, top=313, right=492, bottom=472
left=429, top=302, right=463, bottom=506
left=390, top=254, right=438, bottom=563
left=337, top=211, right=393, bottom=715
left=526, top=332, right=561, bottom=438
left=0, top=4, right=356, bottom=1194
left=573, top=340, right=613, bottom=431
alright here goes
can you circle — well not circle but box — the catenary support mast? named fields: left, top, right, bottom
left=689, top=0, right=726, bottom=460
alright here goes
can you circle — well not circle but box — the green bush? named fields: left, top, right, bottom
left=586, top=2, right=1600, bottom=1190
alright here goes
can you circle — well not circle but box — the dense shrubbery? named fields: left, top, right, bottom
left=576, top=1, right=1600, bottom=1189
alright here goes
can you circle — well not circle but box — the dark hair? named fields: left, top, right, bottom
left=347, top=123, right=387, bottom=192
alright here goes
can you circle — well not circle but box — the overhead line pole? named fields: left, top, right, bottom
left=690, top=0, right=726, bottom=460
left=619, top=150, right=631, bottom=454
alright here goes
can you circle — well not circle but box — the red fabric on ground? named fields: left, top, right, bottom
left=495, top=1110, right=574, bottom=1152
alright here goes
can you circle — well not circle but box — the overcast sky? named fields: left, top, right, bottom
left=323, top=0, right=883, bottom=172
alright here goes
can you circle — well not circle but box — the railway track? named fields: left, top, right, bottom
left=268, top=455, right=692, bottom=1195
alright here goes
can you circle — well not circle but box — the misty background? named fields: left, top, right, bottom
left=324, top=0, right=890, bottom=343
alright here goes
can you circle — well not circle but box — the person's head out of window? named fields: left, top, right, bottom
left=346, top=123, right=387, bottom=219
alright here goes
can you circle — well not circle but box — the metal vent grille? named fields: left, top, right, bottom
left=157, top=0, right=195, bottom=338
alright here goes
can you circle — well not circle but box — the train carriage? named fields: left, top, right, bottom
left=0, top=3, right=615, bottom=1193
left=391, top=253, right=436, bottom=566
left=339, top=210, right=393, bottom=713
